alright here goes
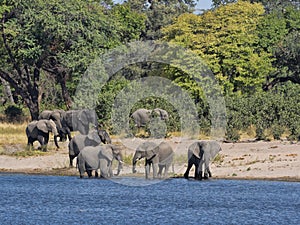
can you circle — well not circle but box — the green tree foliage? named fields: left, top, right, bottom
left=162, top=1, right=274, bottom=94
left=0, top=0, right=145, bottom=120
left=259, top=7, right=300, bottom=89
left=123, top=0, right=197, bottom=40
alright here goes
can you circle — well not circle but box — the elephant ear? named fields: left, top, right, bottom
left=144, top=142, right=159, bottom=159
left=37, top=120, right=50, bottom=133
left=27, top=121, right=38, bottom=133
left=191, top=142, right=205, bottom=159
left=38, top=119, right=58, bottom=136
left=100, top=145, right=114, bottom=161
left=153, top=108, right=161, bottom=117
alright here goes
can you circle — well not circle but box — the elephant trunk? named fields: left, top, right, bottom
left=54, top=135, right=59, bottom=149
left=132, top=153, right=139, bottom=173
left=115, top=155, right=123, bottom=176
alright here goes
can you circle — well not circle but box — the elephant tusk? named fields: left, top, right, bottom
left=119, top=160, right=125, bottom=164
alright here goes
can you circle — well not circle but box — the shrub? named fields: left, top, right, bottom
left=4, top=105, right=24, bottom=123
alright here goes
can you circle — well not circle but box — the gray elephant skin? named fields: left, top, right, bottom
left=77, top=144, right=123, bottom=178
left=184, top=141, right=221, bottom=180
left=68, top=129, right=111, bottom=167
left=131, top=108, right=168, bottom=128
left=132, top=141, right=174, bottom=179
left=26, top=119, right=59, bottom=151
left=64, top=109, right=98, bottom=135
left=38, top=109, right=70, bottom=141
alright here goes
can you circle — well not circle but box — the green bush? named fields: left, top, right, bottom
left=4, top=105, right=24, bottom=123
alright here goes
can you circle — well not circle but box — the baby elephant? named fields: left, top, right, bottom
left=77, top=144, right=123, bottom=179
left=184, top=140, right=221, bottom=180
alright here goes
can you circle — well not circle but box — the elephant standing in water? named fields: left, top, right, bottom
left=132, top=141, right=174, bottom=179
left=68, top=129, right=111, bottom=167
left=77, top=144, right=123, bottom=178
left=26, top=119, right=59, bottom=151
left=184, top=141, right=221, bottom=180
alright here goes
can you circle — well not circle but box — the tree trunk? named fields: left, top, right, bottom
left=57, top=71, right=73, bottom=110
left=0, top=77, right=14, bottom=104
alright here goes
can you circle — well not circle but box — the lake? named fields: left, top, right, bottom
left=0, top=174, right=299, bottom=225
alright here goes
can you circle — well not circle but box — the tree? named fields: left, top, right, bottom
left=259, top=6, right=300, bottom=89
left=0, top=0, right=145, bottom=120
left=123, top=0, right=197, bottom=40
left=162, top=1, right=274, bottom=94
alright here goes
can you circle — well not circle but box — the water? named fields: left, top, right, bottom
left=0, top=174, right=299, bottom=225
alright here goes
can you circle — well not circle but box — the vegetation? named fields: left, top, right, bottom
left=0, top=0, right=299, bottom=142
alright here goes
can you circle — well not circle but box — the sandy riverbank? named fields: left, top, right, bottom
left=0, top=138, right=299, bottom=181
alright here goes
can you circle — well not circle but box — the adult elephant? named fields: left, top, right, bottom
left=131, top=108, right=169, bottom=128
left=68, top=129, right=111, bottom=167
left=38, top=109, right=70, bottom=141
left=131, top=108, right=152, bottom=128
left=64, top=109, right=98, bottom=135
left=26, top=119, right=59, bottom=151
left=77, top=144, right=123, bottom=178
left=184, top=141, right=221, bottom=180
left=132, top=141, right=174, bottom=179
left=153, top=108, right=169, bottom=120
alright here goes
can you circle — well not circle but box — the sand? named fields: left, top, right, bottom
left=0, top=138, right=299, bottom=181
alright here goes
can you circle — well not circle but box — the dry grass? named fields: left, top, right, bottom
left=0, top=122, right=27, bottom=145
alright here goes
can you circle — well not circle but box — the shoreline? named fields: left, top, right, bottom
left=1, top=170, right=300, bottom=182
left=0, top=139, right=299, bottom=182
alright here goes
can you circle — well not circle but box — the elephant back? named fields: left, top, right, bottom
left=38, top=110, right=52, bottom=120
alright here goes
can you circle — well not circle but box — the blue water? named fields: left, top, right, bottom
left=0, top=174, right=299, bottom=225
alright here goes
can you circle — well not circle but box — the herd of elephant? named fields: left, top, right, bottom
left=25, top=108, right=222, bottom=180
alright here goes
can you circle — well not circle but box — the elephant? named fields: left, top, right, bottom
left=64, top=109, right=98, bottom=135
left=153, top=108, right=169, bottom=121
left=77, top=144, right=123, bottom=178
left=26, top=119, right=59, bottom=151
left=68, top=129, right=111, bottom=167
left=184, top=140, right=222, bottom=180
left=38, top=109, right=71, bottom=141
left=132, top=141, right=174, bottom=179
left=131, top=108, right=169, bottom=128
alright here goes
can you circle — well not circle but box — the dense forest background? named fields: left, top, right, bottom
left=0, top=0, right=299, bottom=141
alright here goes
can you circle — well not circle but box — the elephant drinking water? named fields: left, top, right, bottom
left=77, top=144, right=123, bottom=178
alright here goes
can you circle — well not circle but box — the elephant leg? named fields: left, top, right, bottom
left=27, top=137, right=34, bottom=150
left=164, top=164, right=170, bottom=178
left=37, top=134, right=47, bottom=151
left=100, top=159, right=109, bottom=178
left=108, top=162, right=113, bottom=177
left=157, top=165, right=163, bottom=178
left=145, top=163, right=150, bottom=179
left=87, top=170, right=93, bottom=178
left=197, top=160, right=205, bottom=180
left=184, top=162, right=193, bottom=179
left=69, top=155, right=75, bottom=167
left=152, top=163, right=158, bottom=179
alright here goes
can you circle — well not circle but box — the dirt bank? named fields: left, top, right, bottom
left=0, top=138, right=299, bottom=181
